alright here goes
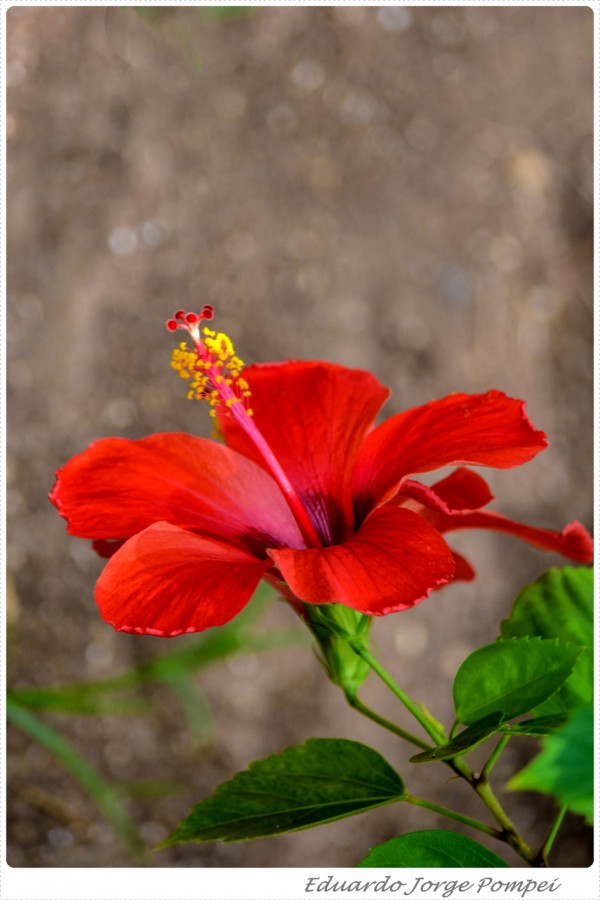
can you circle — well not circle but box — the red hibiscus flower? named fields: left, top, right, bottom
left=50, top=309, right=593, bottom=636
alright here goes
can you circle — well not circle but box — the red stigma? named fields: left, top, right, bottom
left=165, top=306, right=214, bottom=333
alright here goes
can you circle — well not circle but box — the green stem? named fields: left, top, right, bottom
left=534, top=806, right=567, bottom=867
left=344, top=691, right=431, bottom=751
left=439, top=752, right=536, bottom=864
left=475, top=780, right=536, bottom=864
left=347, top=635, right=542, bottom=865
left=348, top=638, right=537, bottom=865
left=449, top=718, right=461, bottom=739
left=405, top=792, right=500, bottom=839
left=349, top=640, right=446, bottom=745
left=479, top=734, right=511, bottom=783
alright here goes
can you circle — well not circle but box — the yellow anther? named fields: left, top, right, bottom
left=170, top=324, right=251, bottom=414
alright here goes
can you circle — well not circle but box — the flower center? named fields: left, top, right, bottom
left=166, top=308, right=322, bottom=549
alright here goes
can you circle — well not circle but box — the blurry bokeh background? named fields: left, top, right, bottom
left=7, top=4, right=594, bottom=868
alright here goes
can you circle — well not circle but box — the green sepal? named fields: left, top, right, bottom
left=306, top=604, right=371, bottom=693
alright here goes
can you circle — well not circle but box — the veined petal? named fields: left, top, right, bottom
left=219, top=361, right=390, bottom=544
left=396, top=468, right=495, bottom=515
left=50, top=433, right=304, bottom=554
left=352, top=391, right=547, bottom=522
left=269, top=506, right=455, bottom=615
left=436, top=511, right=594, bottom=564
left=96, top=523, right=269, bottom=636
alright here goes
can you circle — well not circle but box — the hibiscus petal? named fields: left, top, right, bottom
left=352, top=391, right=547, bottom=522
left=50, top=433, right=304, bottom=553
left=437, top=511, right=594, bottom=564
left=92, top=539, right=126, bottom=559
left=397, top=468, right=495, bottom=515
left=450, top=551, right=477, bottom=582
left=269, top=506, right=455, bottom=615
left=96, top=523, right=269, bottom=636
left=219, top=361, right=390, bottom=544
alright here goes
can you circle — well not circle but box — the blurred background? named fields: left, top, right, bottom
left=6, top=4, right=594, bottom=868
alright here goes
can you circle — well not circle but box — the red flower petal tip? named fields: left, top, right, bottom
left=560, top=521, right=594, bottom=564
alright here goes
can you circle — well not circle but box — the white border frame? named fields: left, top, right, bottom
left=1, top=2, right=597, bottom=898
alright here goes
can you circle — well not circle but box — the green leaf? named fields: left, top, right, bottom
left=500, top=566, right=593, bottom=714
left=453, top=637, right=581, bottom=725
left=500, top=715, right=568, bottom=737
left=7, top=698, right=146, bottom=860
left=162, top=739, right=405, bottom=845
left=356, top=830, right=510, bottom=867
left=509, top=704, right=594, bottom=824
left=410, top=713, right=504, bottom=763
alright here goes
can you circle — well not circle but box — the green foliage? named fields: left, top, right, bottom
left=7, top=698, right=146, bottom=860
left=6, top=686, right=147, bottom=716
left=10, top=583, right=304, bottom=718
left=500, top=566, right=593, bottom=715
left=8, top=583, right=303, bottom=858
left=509, top=704, right=594, bottom=824
left=356, top=830, right=510, bottom=868
left=162, top=739, right=405, bottom=845
left=453, top=637, right=581, bottom=726
left=410, top=713, right=504, bottom=763
left=500, top=715, right=568, bottom=737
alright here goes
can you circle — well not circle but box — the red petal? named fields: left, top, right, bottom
left=92, top=539, right=126, bottom=559
left=437, top=511, right=594, bottom=564
left=96, top=523, right=269, bottom=636
left=397, top=468, right=495, bottom=515
left=269, top=506, right=455, bottom=615
left=450, top=551, right=477, bottom=582
left=50, top=433, right=304, bottom=553
left=352, top=391, right=547, bottom=521
left=219, top=361, right=389, bottom=543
